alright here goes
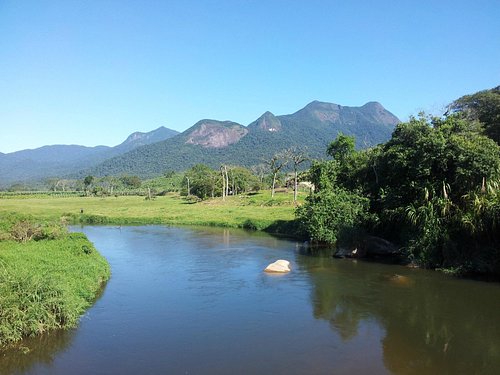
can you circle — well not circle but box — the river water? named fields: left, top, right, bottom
left=1, top=226, right=500, bottom=374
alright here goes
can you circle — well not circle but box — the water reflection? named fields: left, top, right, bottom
left=2, top=226, right=500, bottom=375
left=0, top=329, right=75, bottom=374
left=297, top=252, right=500, bottom=374
left=0, top=284, right=107, bottom=375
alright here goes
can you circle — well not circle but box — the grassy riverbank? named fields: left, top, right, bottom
left=0, top=231, right=110, bottom=348
left=0, top=191, right=299, bottom=348
left=0, top=191, right=302, bottom=232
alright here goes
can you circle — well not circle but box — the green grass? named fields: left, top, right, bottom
left=0, top=191, right=304, bottom=233
left=0, top=232, right=110, bottom=348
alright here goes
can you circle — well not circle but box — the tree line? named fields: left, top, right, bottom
left=181, top=147, right=308, bottom=201
left=5, top=147, right=310, bottom=200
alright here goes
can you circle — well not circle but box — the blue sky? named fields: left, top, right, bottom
left=1, top=0, right=499, bottom=153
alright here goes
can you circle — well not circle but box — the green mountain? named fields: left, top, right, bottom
left=88, top=101, right=399, bottom=178
left=0, top=126, right=178, bottom=187
left=114, top=126, right=179, bottom=153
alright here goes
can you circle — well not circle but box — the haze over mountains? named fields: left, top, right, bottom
left=0, top=100, right=399, bottom=187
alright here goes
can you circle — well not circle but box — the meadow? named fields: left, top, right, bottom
left=0, top=191, right=303, bottom=232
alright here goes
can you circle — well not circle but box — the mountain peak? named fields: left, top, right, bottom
left=185, top=120, right=248, bottom=148
left=117, top=126, right=179, bottom=151
left=248, top=111, right=282, bottom=132
left=362, top=101, right=384, bottom=110
left=290, top=100, right=343, bottom=123
left=304, top=100, right=341, bottom=110
left=121, top=126, right=176, bottom=145
left=359, top=102, right=400, bottom=126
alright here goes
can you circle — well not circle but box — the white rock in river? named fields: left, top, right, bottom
left=264, top=259, right=291, bottom=273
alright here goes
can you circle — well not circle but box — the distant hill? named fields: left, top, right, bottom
left=88, top=101, right=399, bottom=178
left=0, top=126, right=179, bottom=187
left=114, top=126, right=179, bottom=153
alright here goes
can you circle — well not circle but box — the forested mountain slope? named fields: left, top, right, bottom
left=88, top=101, right=399, bottom=178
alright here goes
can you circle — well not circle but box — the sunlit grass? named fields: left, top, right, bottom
left=0, top=191, right=305, bottom=231
left=0, top=233, right=110, bottom=348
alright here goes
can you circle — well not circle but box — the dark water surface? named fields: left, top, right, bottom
left=2, top=226, right=500, bottom=374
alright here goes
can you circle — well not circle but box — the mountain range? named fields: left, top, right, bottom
left=0, top=127, right=179, bottom=187
left=0, top=100, right=399, bottom=187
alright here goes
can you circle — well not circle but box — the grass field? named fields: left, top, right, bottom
left=0, top=232, right=110, bottom=348
left=0, top=191, right=304, bottom=232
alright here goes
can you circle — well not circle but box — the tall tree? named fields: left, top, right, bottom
left=83, top=175, right=94, bottom=196
left=267, top=152, right=287, bottom=198
left=220, top=165, right=227, bottom=200
left=286, top=147, right=308, bottom=202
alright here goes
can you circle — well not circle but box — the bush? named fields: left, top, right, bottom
left=10, top=220, right=41, bottom=242
left=296, top=188, right=369, bottom=244
left=2, top=216, right=67, bottom=243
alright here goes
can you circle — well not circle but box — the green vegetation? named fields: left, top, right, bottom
left=297, top=100, right=500, bottom=277
left=1, top=86, right=498, bottom=352
left=0, top=191, right=303, bottom=233
left=86, top=101, right=398, bottom=179
left=0, top=189, right=303, bottom=348
left=450, top=85, right=500, bottom=145
left=0, top=215, right=110, bottom=348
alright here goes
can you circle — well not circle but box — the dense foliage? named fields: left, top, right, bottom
left=450, top=86, right=500, bottom=145
left=297, top=103, right=500, bottom=276
left=296, top=187, right=369, bottom=244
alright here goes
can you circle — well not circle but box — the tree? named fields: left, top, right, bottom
left=307, top=160, right=338, bottom=192
left=220, top=165, right=229, bottom=200
left=227, top=166, right=260, bottom=195
left=370, top=113, right=500, bottom=268
left=449, top=86, right=500, bottom=145
left=327, top=133, right=355, bottom=162
left=120, top=175, right=142, bottom=189
left=267, top=152, right=287, bottom=198
left=285, top=147, right=308, bottom=202
left=164, top=170, right=176, bottom=178
left=296, top=107, right=500, bottom=275
left=184, top=164, right=218, bottom=200
left=378, top=114, right=500, bottom=209
left=83, top=175, right=94, bottom=196
left=100, top=176, right=119, bottom=195
left=185, top=175, right=191, bottom=196
left=296, top=187, right=369, bottom=244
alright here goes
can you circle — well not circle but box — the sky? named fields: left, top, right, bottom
left=1, top=0, right=499, bottom=153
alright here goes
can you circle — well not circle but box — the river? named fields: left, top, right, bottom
left=1, top=226, right=500, bottom=374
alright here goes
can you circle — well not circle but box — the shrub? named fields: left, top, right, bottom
left=296, top=188, right=369, bottom=244
left=10, top=220, right=42, bottom=243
